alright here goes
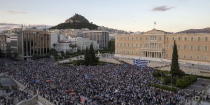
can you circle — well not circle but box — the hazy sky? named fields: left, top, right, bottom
left=0, top=0, right=210, bottom=32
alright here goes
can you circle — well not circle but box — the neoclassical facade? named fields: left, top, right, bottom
left=115, top=29, right=210, bottom=63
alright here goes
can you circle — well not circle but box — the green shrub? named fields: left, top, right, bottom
left=150, top=84, right=177, bottom=92
left=175, top=75, right=197, bottom=88
left=163, top=76, right=172, bottom=85
left=153, top=71, right=162, bottom=77
left=71, top=60, right=85, bottom=66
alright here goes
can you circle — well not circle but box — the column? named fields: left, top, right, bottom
left=144, top=51, right=146, bottom=57
left=153, top=52, right=155, bottom=58
left=156, top=52, right=158, bottom=58
left=146, top=51, right=148, bottom=57
left=29, top=36, right=31, bottom=56
left=150, top=52, right=152, bottom=58
left=32, top=35, right=35, bottom=56
left=154, top=52, right=156, bottom=58
left=39, top=35, right=41, bottom=55
left=26, top=34, right=28, bottom=57
left=159, top=52, right=161, bottom=58
left=150, top=52, right=151, bottom=58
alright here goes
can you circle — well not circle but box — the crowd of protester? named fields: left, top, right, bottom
left=0, top=89, right=32, bottom=105
left=0, top=58, right=203, bottom=105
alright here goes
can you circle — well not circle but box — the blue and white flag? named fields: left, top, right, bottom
left=133, top=59, right=149, bottom=67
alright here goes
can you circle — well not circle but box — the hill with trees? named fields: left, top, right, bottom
left=50, top=14, right=98, bottom=30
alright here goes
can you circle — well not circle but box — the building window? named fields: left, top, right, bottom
left=185, top=37, right=187, bottom=41
left=150, top=36, right=157, bottom=40
left=177, top=45, right=180, bottom=49
left=178, top=37, right=181, bottom=41
left=205, top=46, right=208, bottom=51
left=159, top=37, right=162, bottom=40
left=172, top=37, right=175, bottom=40
left=197, top=46, right=200, bottom=51
left=205, top=37, right=208, bottom=41
left=184, top=45, right=187, bottom=50
left=198, top=37, right=201, bottom=41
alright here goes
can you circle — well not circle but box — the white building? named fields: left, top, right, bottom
left=49, top=29, right=89, bottom=38
left=50, top=31, right=77, bottom=53
left=50, top=32, right=59, bottom=49
left=70, top=37, right=99, bottom=51
left=50, top=30, right=99, bottom=53
left=54, top=42, right=77, bottom=53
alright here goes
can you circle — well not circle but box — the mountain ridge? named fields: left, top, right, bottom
left=177, top=27, right=210, bottom=33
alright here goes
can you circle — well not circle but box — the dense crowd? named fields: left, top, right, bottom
left=0, top=58, right=202, bottom=105
left=0, top=89, right=32, bottom=105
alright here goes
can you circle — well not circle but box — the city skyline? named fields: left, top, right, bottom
left=0, top=0, right=210, bottom=32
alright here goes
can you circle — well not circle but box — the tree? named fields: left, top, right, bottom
left=89, top=44, right=98, bottom=65
left=170, top=41, right=184, bottom=78
left=84, top=47, right=90, bottom=65
left=53, top=43, right=56, bottom=49
left=49, top=49, right=58, bottom=56
left=0, top=49, right=2, bottom=58
left=108, top=40, right=115, bottom=53
left=69, top=44, right=76, bottom=48
left=84, top=44, right=99, bottom=66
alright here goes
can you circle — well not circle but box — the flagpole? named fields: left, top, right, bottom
left=154, top=21, right=157, bottom=29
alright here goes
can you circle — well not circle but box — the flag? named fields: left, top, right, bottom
left=133, top=59, right=149, bottom=67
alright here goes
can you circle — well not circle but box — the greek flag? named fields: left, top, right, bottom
left=133, top=59, right=149, bottom=67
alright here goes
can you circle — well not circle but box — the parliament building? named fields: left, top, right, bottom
left=115, top=29, right=210, bottom=64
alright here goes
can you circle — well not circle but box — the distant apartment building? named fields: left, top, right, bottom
left=50, top=31, right=98, bottom=52
left=18, top=29, right=50, bottom=58
left=50, top=31, right=77, bottom=53
left=7, top=35, right=18, bottom=55
left=0, top=34, right=18, bottom=57
left=49, top=29, right=109, bottom=49
left=49, top=29, right=87, bottom=37
left=81, top=31, right=109, bottom=49
left=73, top=37, right=99, bottom=51
left=54, top=42, right=77, bottom=53
left=115, top=29, right=210, bottom=64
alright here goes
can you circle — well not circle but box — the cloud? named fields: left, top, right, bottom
left=6, top=10, right=28, bottom=14
left=152, top=6, right=174, bottom=12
